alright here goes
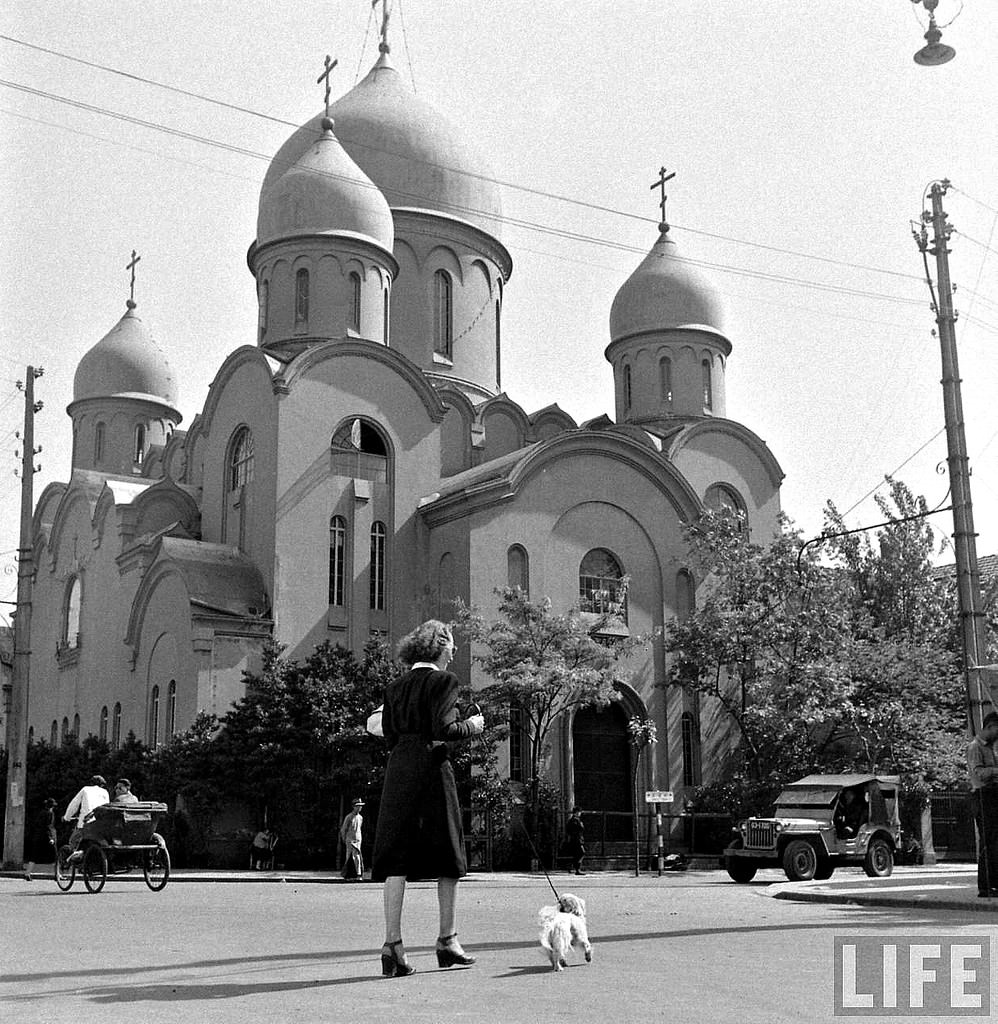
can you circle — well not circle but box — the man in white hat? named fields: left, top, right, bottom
left=339, top=798, right=365, bottom=880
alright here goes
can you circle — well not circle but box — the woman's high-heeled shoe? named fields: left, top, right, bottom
left=381, top=939, right=415, bottom=977
left=436, top=933, right=476, bottom=968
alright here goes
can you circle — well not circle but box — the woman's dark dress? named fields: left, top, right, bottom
left=371, top=667, right=477, bottom=882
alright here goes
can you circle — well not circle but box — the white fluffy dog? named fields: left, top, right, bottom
left=538, top=892, right=592, bottom=971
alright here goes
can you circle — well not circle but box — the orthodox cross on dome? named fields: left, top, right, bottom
left=317, top=54, right=339, bottom=119
left=374, top=0, right=392, bottom=53
left=649, top=166, right=676, bottom=232
left=125, top=249, right=141, bottom=308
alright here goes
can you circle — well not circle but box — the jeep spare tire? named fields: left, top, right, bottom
left=782, top=839, right=819, bottom=881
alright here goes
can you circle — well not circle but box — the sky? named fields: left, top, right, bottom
left=1, top=0, right=996, bottom=619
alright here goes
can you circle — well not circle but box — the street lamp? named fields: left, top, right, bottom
left=910, top=0, right=956, bottom=65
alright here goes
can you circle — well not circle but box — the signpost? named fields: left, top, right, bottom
left=645, top=791, right=674, bottom=876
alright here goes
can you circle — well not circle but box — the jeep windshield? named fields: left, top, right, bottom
left=773, top=785, right=841, bottom=811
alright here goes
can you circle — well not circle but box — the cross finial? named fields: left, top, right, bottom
left=374, top=0, right=392, bottom=53
left=125, top=250, right=141, bottom=308
left=317, top=54, right=338, bottom=119
left=650, top=166, right=676, bottom=232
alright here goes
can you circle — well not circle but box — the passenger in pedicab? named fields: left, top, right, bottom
left=112, top=778, right=139, bottom=805
left=63, top=775, right=110, bottom=861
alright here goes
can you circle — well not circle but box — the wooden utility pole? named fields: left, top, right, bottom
left=2, top=366, right=42, bottom=870
left=914, top=180, right=988, bottom=734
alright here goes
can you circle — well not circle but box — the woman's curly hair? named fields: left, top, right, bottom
left=397, top=619, right=453, bottom=666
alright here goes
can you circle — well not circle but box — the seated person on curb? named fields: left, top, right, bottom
left=63, top=775, right=110, bottom=859
left=833, top=787, right=868, bottom=838
left=111, top=778, right=139, bottom=805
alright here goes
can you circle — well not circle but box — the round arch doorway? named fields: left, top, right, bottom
left=572, top=702, right=633, bottom=841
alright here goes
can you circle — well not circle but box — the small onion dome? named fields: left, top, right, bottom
left=257, top=117, right=394, bottom=251
left=610, top=229, right=726, bottom=342
left=262, top=50, right=503, bottom=238
left=73, top=301, right=178, bottom=406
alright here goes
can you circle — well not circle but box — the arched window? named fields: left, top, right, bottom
left=349, top=271, right=362, bottom=332
left=133, top=423, right=146, bottom=466
left=623, top=364, right=632, bottom=410
left=676, top=569, right=696, bottom=622
left=329, top=515, right=347, bottom=606
left=681, top=710, right=700, bottom=787
left=166, top=680, right=177, bottom=739
left=701, top=358, right=713, bottom=410
left=258, top=279, right=269, bottom=343
left=99, top=705, right=108, bottom=743
left=149, top=685, right=160, bottom=749
left=94, top=422, right=105, bottom=464
left=659, top=357, right=673, bottom=404
left=383, top=288, right=390, bottom=345
left=579, top=548, right=627, bottom=622
left=61, top=717, right=69, bottom=745
left=495, top=300, right=502, bottom=390
left=228, top=427, right=254, bottom=491
left=705, top=484, right=746, bottom=531
left=72, top=713, right=80, bottom=738
left=507, top=544, right=529, bottom=595
left=50, top=720, right=58, bottom=746
left=370, top=521, right=386, bottom=611
left=112, top=702, right=122, bottom=747
left=331, top=419, right=387, bottom=456
left=433, top=270, right=453, bottom=358
left=63, top=576, right=82, bottom=649
left=295, top=268, right=310, bottom=329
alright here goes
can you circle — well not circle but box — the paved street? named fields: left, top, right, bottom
left=2, top=867, right=995, bottom=1023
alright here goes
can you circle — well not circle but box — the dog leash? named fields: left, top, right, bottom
left=518, top=817, right=562, bottom=904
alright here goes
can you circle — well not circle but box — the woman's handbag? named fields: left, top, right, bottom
left=366, top=705, right=384, bottom=737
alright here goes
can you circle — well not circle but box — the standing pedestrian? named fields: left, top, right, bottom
left=23, top=797, right=58, bottom=882
left=340, top=798, right=365, bottom=880
left=967, top=710, right=998, bottom=898
left=565, top=807, right=586, bottom=875
left=371, top=620, right=484, bottom=977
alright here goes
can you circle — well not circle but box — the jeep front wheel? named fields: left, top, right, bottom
left=782, top=839, right=819, bottom=881
left=863, top=837, right=894, bottom=878
left=725, top=856, right=758, bottom=883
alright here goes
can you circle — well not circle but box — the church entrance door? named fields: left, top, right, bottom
left=572, top=703, right=633, bottom=841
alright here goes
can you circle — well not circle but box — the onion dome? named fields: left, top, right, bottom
left=610, top=228, right=726, bottom=342
left=262, top=50, right=503, bottom=238
left=73, top=301, right=178, bottom=406
left=257, top=116, right=394, bottom=251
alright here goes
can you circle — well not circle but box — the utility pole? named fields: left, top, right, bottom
left=2, top=366, right=43, bottom=870
left=913, top=180, right=988, bottom=735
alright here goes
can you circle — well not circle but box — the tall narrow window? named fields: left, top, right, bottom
left=61, top=717, right=69, bottom=745
left=133, top=423, right=146, bottom=466
left=229, top=427, right=254, bottom=490
left=660, top=357, right=673, bottom=404
left=509, top=701, right=525, bottom=783
left=676, top=569, right=696, bottom=622
left=72, top=713, right=80, bottom=737
left=370, top=521, right=386, bottom=611
left=50, top=720, right=58, bottom=745
left=112, top=702, right=122, bottom=747
left=329, top=515, right=347, bottom=606
left=94, top=422, right=105, bottom=464
left=258, top=279, right=269, bottom=343
left=349, top=271, right=361, bottom=332
left=507, top=544, right=529, bottom=595
left=149, top=685, right=160, bottom=749
left=624, top=364, right=632, bottom=410
left=579, top=548, right=627, bottom=622
left=383, top=288, right=390, bottom=344
left=495, top=300, right=502, bottom=390
left=166, top=680, right=177, bottom=739
left=433, top=270, right=453, bottom=357
left=681, top=711, right=700, bottom=787
left=99, top=705, right=108, bottom=743
left=701, top=359, right=713, bottom=410
left=64, top=576, right=82, bottom=649
left=295, top=268, right=310, bottom=329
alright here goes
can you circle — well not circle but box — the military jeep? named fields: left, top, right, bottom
left=723, top=773, right=901, bottom=883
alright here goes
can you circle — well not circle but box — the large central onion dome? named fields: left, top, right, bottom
left=73, top=302, right=178, bottom=407
left=257, top=117, right=394, bottom=251
left=610, top=229, right=726, bottom=342
left=262, top=51, right=503, bottom=238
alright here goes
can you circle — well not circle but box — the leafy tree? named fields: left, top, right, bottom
left=454, top=586, right=644, bottom=853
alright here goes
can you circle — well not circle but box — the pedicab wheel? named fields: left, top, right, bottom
left=82, top=845, right=107, bottom=893
left=54, top=844, right=76, bottom=891
left=143, top=838, right=171, bottom=892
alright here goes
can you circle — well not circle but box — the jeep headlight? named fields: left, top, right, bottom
left=774, top=822, right=784, bottom=833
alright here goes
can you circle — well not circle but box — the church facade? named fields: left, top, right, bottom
left=25, top=39, right=783, bottom=822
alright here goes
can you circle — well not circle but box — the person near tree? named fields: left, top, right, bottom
left=967, top=711, right=998, bottom=898
left=565, top=807, right=586, bottom=874
left=340, top=798, right=365, bottom=880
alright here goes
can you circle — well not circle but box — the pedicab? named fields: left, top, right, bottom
left=55, top=801, right=171, bottom=893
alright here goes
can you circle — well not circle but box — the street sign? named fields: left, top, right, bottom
left=645, top=790, right=673, bottom=804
